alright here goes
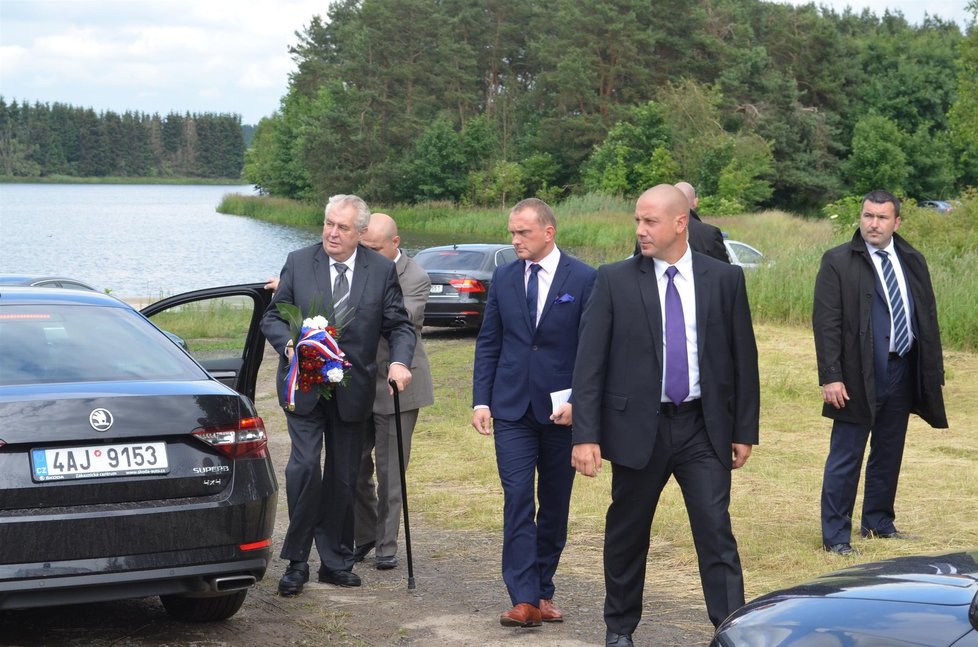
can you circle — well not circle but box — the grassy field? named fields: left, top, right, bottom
left=408, top=324, right=978, bottom=603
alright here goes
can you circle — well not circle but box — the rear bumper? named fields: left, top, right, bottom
left=0, top=549, right=270, bottom=610
left=422, top=304, right=485, bottom=328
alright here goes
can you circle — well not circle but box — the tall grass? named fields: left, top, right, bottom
left=221, top=191, right=978, bottom=351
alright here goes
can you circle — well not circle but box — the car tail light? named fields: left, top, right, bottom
left=449, top=278, right=486, bottom=293
left=192, top=417, right=268, bottom=459
left=239, top=538, right=272, bottom=552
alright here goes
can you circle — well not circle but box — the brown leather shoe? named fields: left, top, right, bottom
left=499, top=603, right=542, bottom=627
left=539, top=598, right=564, bottom=622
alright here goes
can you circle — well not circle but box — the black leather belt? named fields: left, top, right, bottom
left=888, top=352, right=904, bottom=361
left=659, top=399, right=702, bottom=417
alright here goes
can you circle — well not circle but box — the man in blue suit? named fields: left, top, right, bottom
left=472, top=198, right=597, bottom=628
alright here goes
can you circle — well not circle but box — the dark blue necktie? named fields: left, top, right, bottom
left=526, top=263, right=542, bottom=327
left=664, top=266, right=689, bottom=405
left=877, top=250, right=911, bottom=356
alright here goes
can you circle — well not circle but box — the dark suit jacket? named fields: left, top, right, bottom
left=473, top=250, right=597, bottom=425
left=372, top=253, right=433, bottom=414
left=688, top=208, right=730, bottom=263
left=261, top=243, right=416, bottom=422
left=813, top=231, right=947, bottom=428
left=571, top=252, right=759, bottom=470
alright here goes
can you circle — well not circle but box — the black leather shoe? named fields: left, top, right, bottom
left=375, top=555, right=398, bottom=570
left=353, top=541, right=375, bottom=563
left=319, top=567, right=362, bottom=587
left=277, top=561, right=309, bottom=596
left=606, top=630, right=634, bottom=647
left=865, top=529, right=916, bottom=540
left=824, top=542, right=858, bottom=555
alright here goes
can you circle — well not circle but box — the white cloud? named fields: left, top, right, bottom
left=0, top=0, right=325, bottom=123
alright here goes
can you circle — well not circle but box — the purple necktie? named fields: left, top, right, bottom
left=664, top=266, right=689, bottom=405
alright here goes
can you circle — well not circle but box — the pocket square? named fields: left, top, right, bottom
left=554, top=292, right=574, bottom=304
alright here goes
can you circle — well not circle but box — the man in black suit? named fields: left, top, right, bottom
left=814, top=189, right=947, bottom=556
left=572, top=184, right=759, bottom=646
left=675, top=181, right=730, bottom=263
left=261, top=194, right=416, bottom=595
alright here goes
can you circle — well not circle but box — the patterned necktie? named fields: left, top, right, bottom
left=526, top=263, right=542, bottom=328
left=877, top=250, right=911, bottom=356
left=333, top=262, right=350, bottom=319
left=664, top=266, right=689, bottom=405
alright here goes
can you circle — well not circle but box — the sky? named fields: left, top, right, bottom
left=0, top=0, right=973, bottom=126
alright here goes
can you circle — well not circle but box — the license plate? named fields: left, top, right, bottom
left=31, top=442, right=169, bottom=482
left=429, top=284, right=443, bottom=294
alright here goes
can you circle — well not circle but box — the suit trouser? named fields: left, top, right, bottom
left=604, top=405, right=744, bottom=632
left=493, top=412, right=575, bottom=606
left=354, top=408, right=419, bottom=557
left=280, top=397, right=365, bottom=572
left=821, top=353, right=914, bottom=545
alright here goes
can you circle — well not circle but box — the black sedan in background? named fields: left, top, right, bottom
left=0, top=284, right=276, bottom=622
left=711, top=550, right=978, bottom=646
left=414, top=243, right=517, bottom=329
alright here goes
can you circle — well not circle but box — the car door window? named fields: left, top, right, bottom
left=496, top=248, right=517, bottom=265
left=141, top=285, right=271, bottom=400
left=730, top=243, right=763, bottom=265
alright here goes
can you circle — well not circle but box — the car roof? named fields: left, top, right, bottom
left=415, top=243, right=512, bottom=253
left=0, top=274, right=97, bottom=289
left=0, top=285, right=129, bottom=308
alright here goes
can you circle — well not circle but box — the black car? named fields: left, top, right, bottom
left=711, top=550, right=978, bottom=646
left=413, top=243, right=517, bottom=329
left=0, top=283, right=277, bottom=622
left=0, top=274, right=98, bottom=291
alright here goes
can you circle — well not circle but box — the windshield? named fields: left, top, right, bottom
left=0, top=304, right=208, bottom=386
left=414, top=249, right=489, bottom=271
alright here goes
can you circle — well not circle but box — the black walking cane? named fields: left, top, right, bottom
left=389, top=379, right=416, bottom=590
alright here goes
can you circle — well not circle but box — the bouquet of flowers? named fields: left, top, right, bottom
left=276, top=303, right=352, bottom=410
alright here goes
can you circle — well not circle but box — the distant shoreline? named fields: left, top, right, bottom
left=0, top=175, right=251, bottom=186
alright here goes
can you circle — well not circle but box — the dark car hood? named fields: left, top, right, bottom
left=762, top=551, right=978, bottom=606
left=713, top=551, right=978, bottom=647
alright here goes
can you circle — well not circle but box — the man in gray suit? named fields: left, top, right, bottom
left=353, top=213, right=434, bottom=570
left=261, top=195, right=416, bottom=596
left=572, top=185, right=759, bottom=646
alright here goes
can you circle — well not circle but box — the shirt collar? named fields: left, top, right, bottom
left=653, top=245, right=693, bottom=280
left=526, top=246, right=561, bottom=275
left=331, top=247, right=358, bottom=269
left=865, top=238, right=897, bottom=257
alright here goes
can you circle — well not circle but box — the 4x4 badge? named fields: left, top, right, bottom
left=89, top=409, right=113, bottom=431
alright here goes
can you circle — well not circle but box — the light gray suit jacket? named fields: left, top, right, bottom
left=373, top=253, right=434, bottom=414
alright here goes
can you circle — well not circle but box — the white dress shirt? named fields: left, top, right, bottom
left=525, top=246, right=561, bottom=327
left=653, top=247, right=701, bottom=402
left=866, top=239, right=914, bottom=352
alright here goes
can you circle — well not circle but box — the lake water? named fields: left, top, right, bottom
left=0, top=184, right=465, bottom=298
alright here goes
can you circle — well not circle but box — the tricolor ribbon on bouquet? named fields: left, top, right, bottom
left=284, top=324, right=350, bottom=410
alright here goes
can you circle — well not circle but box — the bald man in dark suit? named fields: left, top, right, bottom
left=573, top=185, right=759, bottom=646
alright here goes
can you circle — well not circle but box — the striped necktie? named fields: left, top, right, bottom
left=877, top=250, right=911, bottom=356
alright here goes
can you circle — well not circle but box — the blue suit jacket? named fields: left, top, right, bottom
left=472, top=250, right=596, bottom=425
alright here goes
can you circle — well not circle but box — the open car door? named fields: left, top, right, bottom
left=140, top=283, right=271, bottom=401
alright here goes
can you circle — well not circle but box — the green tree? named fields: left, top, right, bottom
left=845, top=113, right=909, bottom=194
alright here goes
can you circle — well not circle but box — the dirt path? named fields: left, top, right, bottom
left=0, top=343, right=713, bottom=647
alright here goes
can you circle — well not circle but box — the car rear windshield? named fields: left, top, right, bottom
left=414, top=250, right=488, bottom=271
left=0, top=304, right=208, bottom=386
